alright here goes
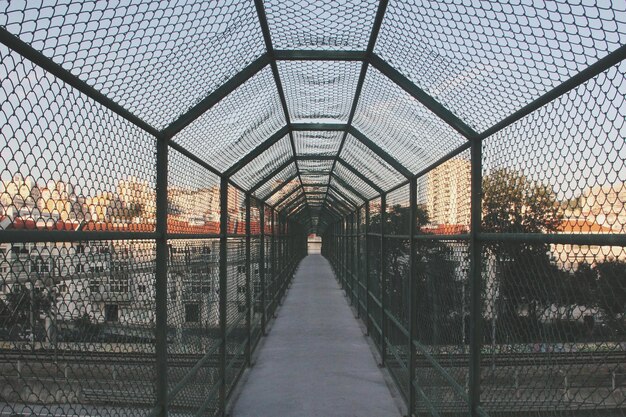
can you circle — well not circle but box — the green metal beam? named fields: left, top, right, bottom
left=284, top=200, right=306, bottom=217
left=369, top=53, right=479, bottom=140
left=225, top=126, right=290, bottom=177
left=349, top=126, right=413, bottom=178
left=248, top=157, right=295, bottom=194
left=281, top=193, right=306, bottom=214
left=330, top=173, right=367, bottom=203
left=328, top=186, right=359, bottom=209
left=263, top=172, right=299, bottom=201
left=291, top=122, right=346, bottom=131
left=276, top=189, right=305, bottom=212
left=297, top=155, right=336, bottom=161
left=162, top=54, right=271, bottom=138
left=336, top=158, right=384, bottom=194
left=254, top=0, right=309, bottom=211
left=274, top=50, right=367, bottom=61
left=273, top=183, right=302, bottom=208
left=478, top=44, right=626, bottom=141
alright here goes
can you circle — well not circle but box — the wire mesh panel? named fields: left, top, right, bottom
left=172, top=66, right=285, bottom=172
left=353, top=66, right=467, bottom=174
left=168, top=150, right=220, bottom=235
left=0, top=1, right=267, bottom=130
left=167, top=239, right=219, bottom=416
left=0, top=40, right=161, bottom=417
left=479, top=59, right=626, bottom=416
left=278, top=61, right=361, bottom=123
left=264, top=0, right=378, bottom=50
left=225, top=237, right=246, bottom=394
left=255, top=162, right=297, bottom=201
left=232, top=134, right=292, bottom=191
left=0, top=239, right=157, bottom=417
left=356, top=206, right=367, bottom=319
left=297, top=159, right=334, bottom=175
left=416, top=149, right=471, bottom=236
left=375, top=0, right=626, bottom=132
left=340, top=134, right=406, bottom=191
left=249, top=199, right=262, bottom=347
left=0, top=44, right=157, bottom=232
left=334, top=163, right=379, bottom=200
left=330, top=177, right=365, bottom=206
left=414, top=241, right=470, bottom=416
left=293, top=130, right=343, bottom=156
left=384, top=185, right=411, bottom=398
left=367, top=198, right=383, bottom=349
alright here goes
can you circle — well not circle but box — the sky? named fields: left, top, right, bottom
left=0, top=0, right=624, bottom=208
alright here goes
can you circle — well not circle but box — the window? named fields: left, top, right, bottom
left=137, top=284, right=146, bottom=293
left=32, top=257, right=49, bottom=273
left=76, top=244, right=85, bottom=254
left=185, top=304, right=199, bottom=323
left=105, top=304, right=119, bottom=322
left=76, top=263, right=85, bottom=273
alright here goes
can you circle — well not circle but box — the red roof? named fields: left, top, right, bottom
left=421, top=224, right=469, bottom=235
left=557, top=219, right=613, bottom=233
left=5, top=218, right=80, bottom=231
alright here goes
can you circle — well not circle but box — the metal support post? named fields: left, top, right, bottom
left=408, top=177, right=417, bottom=416
left=380, top=194, right=387, bottom=366
left=245, top=193, right=251, bottom=366
left=365, top=203, right=370, bottom=336
left=355, top=208, right=361, bottom=318
left=270, top=211, right=275, bottom=316
left=259, top=207, right=266, bottom=335
left=155, top=137, right=169, bottom=417
left=469, top=139, right=483, bottom=417
left=219, top=177, right=228, bottom=416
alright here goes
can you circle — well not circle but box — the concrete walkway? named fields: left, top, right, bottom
left=231, top=255, right=401, bottom=417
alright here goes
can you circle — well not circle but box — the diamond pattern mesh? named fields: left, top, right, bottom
left=1, top=2, right=625, bottom=416
left=353, top=67, right=467, bottom=174
left=264, top=0, right=378, bottom=50
left=172, top=67, right=285, bottom=172
left=334, top=163, right=379, bottom=200
left=256, top=162, right=298, bottom=200
left=0, top=0, right=266, bottom=129
left=376, top=0, right=626, bottom=132
left=293, top=130, right=344, bottom=156
left=330, top=177, right=365, bottom=205
left=232, top=134, right=292, bottom=191
left=340, top=134, right=405, bottom=191
left=278, top=61, right=361, bottom=123
left=0, top=45, right=157, bottom=232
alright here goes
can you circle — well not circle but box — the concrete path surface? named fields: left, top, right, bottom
left=231, top=255, right=401, bottom=417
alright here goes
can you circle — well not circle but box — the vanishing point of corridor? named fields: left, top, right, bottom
left=231, top=255, right=401, bottom=417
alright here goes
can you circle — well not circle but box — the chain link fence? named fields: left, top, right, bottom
left=1, top=1, right=625, bottom=416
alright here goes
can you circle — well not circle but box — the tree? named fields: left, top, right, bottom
left=595, top=259, right=626, bottom=335
left=482, top=168, right=564, bottom=342
left=1, top=284, right=53, bottom=340
left=369, top=203, right=460, bottom=345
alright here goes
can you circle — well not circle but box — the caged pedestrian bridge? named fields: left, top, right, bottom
left=0, top=1, right=625, bottom=416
